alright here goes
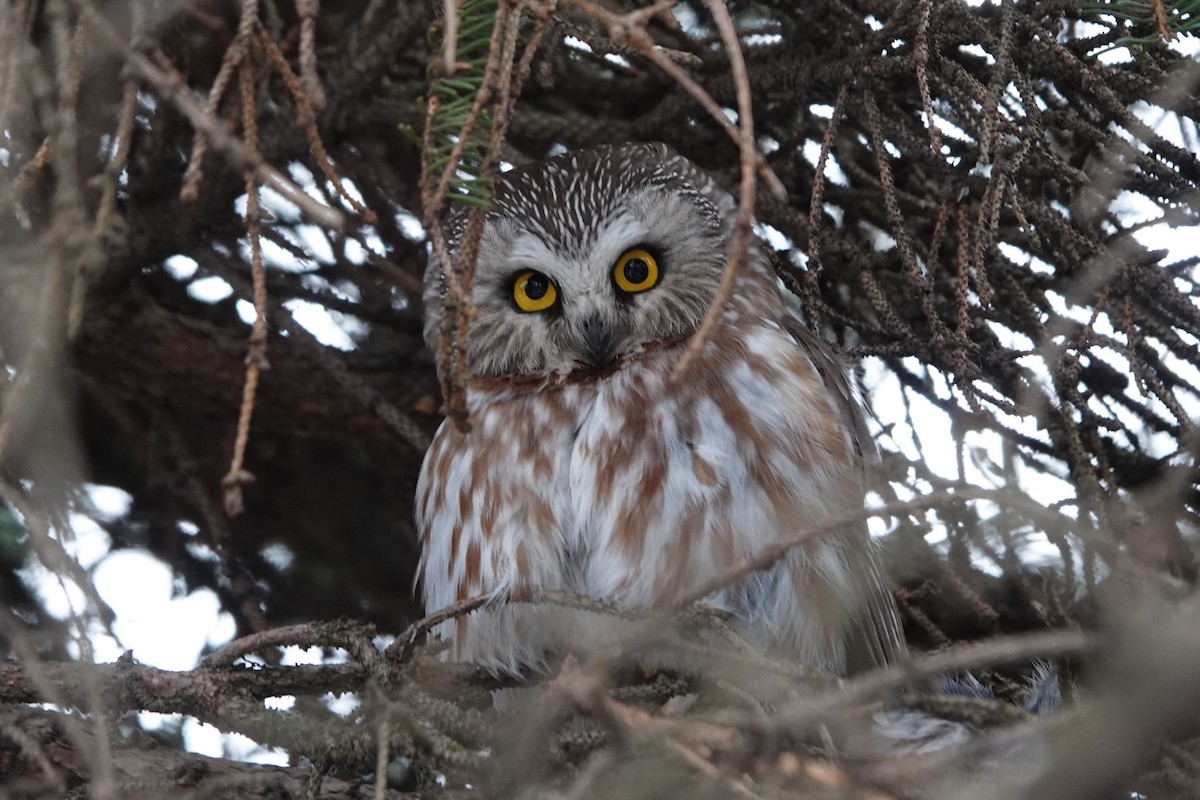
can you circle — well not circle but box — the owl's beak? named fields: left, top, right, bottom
left=579, top=314, right=618, bottom=368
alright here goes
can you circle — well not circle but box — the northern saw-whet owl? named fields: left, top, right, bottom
left=416, top=143, right=904, bottom=675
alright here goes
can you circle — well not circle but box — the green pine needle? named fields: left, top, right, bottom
left=424, top=0, right=498, bottom=209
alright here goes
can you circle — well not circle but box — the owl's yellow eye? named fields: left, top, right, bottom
left=512, top=270, right=558, bottom=312
left=613, top=248, right=660, bottom=294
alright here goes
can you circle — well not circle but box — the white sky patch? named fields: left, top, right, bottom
left=87, top=484, right=132, bottom=519
left=278, top=646, right=349, bottom=666
left=970, top=162, right=993, bottom=180
left=1111, top=188, right=1166, bottom=223
left=745, top=33, right=783, bottom=46
left=12, top=517, right=230, bottom=668
left=288, top=161, right=317, bottom=186
left=1088, top=387, right=1177, bottom=458
left=1159, top=347, right=1200, bottom=421
left=182, top=720, right=289, bottom=766
left=293, top=225, right=335, bottom=264
left=260, top=186, right=303, bottom=223
left=801, top=139, right=849, bottom=186
left=363, top=226, right=389, bottom=256
left=164, top=254, right=199, bottom=281
left=754, top=222, right=790, bottom=251
left=93, top=549, right=235, bottom=670
left=334, top=178, right=367, bottom=212
left=866, top=490, right=949, bottom=546
left=959, top=43, right=994, bottom=64
left=187, top=276, right=233, bottom=303
left=235, top=299, right=257, bottom=326
left=265, top=695, right=296, bottom=711
left=864, top=358, right=925, bottom=467
left=563, top=35, right=593, bottom=53
left=344, top=238, right=371, bottom=264
left=986, top=319, right=1035, bottom=351
left=1099, top=45, right=1134, bottom=65
left=1133, top=221, right=1200, bottom=260
left=21, top=555, right=90, bottom=624
left=997, top=242, right=1055, bottom=276
left=289, top=162, right=346, bottom=210
left=184, top=540, right=219, bottom=563
left=865, top=491, right=892, bottom=539
left=284, top=299, right=360, bottom=350
left=931, top=110, right=975, bottom=145
left=822, top=204, right=845, bottom=226
left=137, top=711, right=182, bottom=733
left=1042, top=289, right=1095, bottom=328
left=183, top=719, right=224, bottom=757
left=260, top=542, right=296, bottom=571
left=671, top=3, right=701, bottom=33
left=305, top=274, right=362, bottom=303
left=1170, top=36, right=1200, bottom=58
left=758, top=136, right=781, bottom=155
left=1131, top=101, right=1194, bottom=149
left=241, top=231, right=311, bottom=272
left=864, top=349, right=1076, bottom=557
left=62, top=515, right=112, bottom=570
left=860, top=221, right=896, bottom=251
left=397, top=210, right=425, bottom=241
left=325, top=692, right=361, bottom=717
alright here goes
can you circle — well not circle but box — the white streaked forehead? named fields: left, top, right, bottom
left=507, top=210, right=648, bottom=266
left=508, top=231, right=563, bottom=265
left=589, top=211, right=648, bottom=262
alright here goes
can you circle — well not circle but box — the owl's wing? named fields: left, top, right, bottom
left=781, top=315, right=906, bottom=672
left=780, top=316, right=877, bottom=467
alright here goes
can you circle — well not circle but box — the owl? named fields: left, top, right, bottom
left=416, top=143, right=903, bottom=675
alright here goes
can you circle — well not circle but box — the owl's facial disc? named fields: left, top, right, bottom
left=443, top=144, right=742, bottom=379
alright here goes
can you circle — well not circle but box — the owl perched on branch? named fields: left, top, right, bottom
left=416, top=143, right=903, bottom=675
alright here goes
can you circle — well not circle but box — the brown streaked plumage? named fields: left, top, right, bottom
left=416, top=143, right=904, bottom=675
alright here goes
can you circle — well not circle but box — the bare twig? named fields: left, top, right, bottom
left=222, top=61, right=269, bottom=517
left=670, top=0, right=757, bottom=381
left=256, top=27, right=373, bottom=222
left=201, top=620, right=379, bottom=669
left=565, top=0, right=785, bottom=199
left=295, top=0, right=326, bottom=108
left=75, top=0, right=345, bottom=228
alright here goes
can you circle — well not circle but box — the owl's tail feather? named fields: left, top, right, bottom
left=849, top=663, right=1063, bottom=758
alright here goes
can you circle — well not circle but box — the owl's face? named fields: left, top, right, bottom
left=425, top=144, right=746, bottom=378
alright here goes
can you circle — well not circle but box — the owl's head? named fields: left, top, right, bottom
left=424, top=143, right=765, bottom=378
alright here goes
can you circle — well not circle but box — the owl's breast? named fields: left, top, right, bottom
left=418, top=383, right=600, bottom=597
left=417, top=320, right=875, bottom=671
left=417, top=380, right=612, bottom=669
left=569, top=323, right=863, bottom=621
